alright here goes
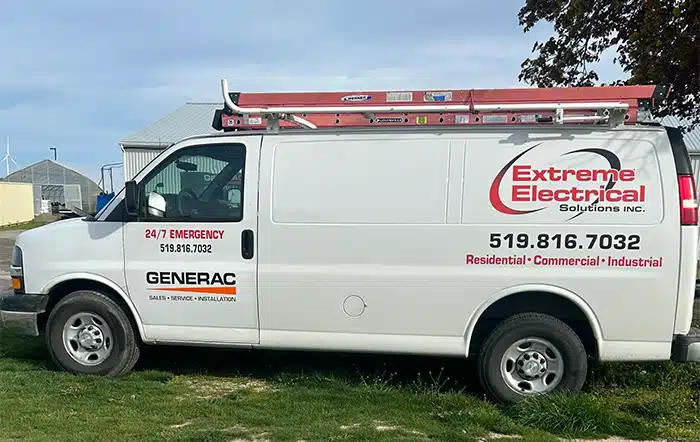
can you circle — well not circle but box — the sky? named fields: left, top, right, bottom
left=0, top=0, right=626, bottom=189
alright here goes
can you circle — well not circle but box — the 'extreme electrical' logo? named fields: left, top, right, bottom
left=488, top=143, right=646, bottom=221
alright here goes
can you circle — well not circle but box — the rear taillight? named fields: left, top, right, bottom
left=678, top=175, right=698, bottom=225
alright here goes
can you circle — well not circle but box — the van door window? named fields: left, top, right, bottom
left=140, top=143, right=246, bottom=222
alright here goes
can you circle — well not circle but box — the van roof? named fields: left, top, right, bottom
left=170, top=120, right=669, bottom=148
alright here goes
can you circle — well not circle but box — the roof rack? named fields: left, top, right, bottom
left=212, top=79, right=670, bottom=132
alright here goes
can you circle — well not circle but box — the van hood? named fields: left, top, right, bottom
left=16, top=217, right=89, bottom=248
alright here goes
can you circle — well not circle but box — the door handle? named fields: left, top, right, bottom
left=241, top=229, right=254, bottom=260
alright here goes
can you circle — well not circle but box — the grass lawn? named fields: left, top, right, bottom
left=3, top=326, right=700, bottom=442
left=0, top=217, right=53, bottom=232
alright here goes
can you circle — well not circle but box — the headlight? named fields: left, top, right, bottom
left=10, top=246, right=22, bottom=270
left=10, top=246, right=24, bottom=293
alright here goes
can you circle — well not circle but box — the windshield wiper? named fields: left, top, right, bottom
left=70, top=205, right=96, bottom=221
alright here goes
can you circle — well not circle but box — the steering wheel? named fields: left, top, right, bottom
left=180, top=188, right=198, bottom=199
left=175, top=188, right=199, bottom=217
left=214, top=197, right=237, bottom=209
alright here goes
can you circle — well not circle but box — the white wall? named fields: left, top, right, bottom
left=123, top=148, right=162, bottom=181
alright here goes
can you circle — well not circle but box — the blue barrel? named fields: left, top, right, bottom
left=96, top=192, right=115, bottom=212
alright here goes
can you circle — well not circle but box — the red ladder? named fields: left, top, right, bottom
left=212, top=79, right=670, bottom=131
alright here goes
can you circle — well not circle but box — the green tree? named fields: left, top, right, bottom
left=518, top=0, right=699, bottom=129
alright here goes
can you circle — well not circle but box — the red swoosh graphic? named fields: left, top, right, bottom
left=489, top=143, right=546, bottom=215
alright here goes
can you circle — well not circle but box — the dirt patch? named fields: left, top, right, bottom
left=477, top=434, right=666, bottom=442
left=562, top=437, right=665, bottom=442
left=228, top=439, right=269, bottom=442
left=375, top=425, right=425, bottom=436
left=227, top=428, right=270, bottom=442
left=174, top=376, right=275, bottom=400
left=477, top=434, right=521, bottom=441
left=481, top=434, right=664, bottom=441
left=564, top=438, right=665, bottom=442
left=340, top=421, right=426, bottom=437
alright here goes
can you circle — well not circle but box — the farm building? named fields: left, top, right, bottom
left=120, top=102, right=220, bottom=181
left=0, top=182, right=34, bottom=227
left=1, top=159, right=102, bottom=214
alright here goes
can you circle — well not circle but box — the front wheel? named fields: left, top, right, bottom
left=45, top=290, right=140, bottom=376
left=477, top=312, right=588, bottom=404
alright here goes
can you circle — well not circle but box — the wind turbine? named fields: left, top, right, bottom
left=1, top=136, right=20, bottom=177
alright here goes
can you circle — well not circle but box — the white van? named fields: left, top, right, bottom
left=2, top=80, right=699, bottom=403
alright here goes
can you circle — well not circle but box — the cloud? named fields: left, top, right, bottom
left=0, top=0, right=627, bottom=185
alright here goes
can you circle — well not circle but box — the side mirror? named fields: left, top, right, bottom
left=227, top=188, right=241, bottom=204
left=124, top=180, right=139, bottom=215
left=146, top=192, right=167, bottom=218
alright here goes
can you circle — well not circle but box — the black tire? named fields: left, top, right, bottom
left=477, top=312, right=587, bottom=404
left=45, top=290, right=140, bottom=377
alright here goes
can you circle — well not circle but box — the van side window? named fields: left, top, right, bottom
left=139, top=143, right=246, bottom=222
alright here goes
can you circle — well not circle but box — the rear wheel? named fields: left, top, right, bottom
left=45, top=290, right=140, bottom=376
left=477, top=312, right=588, bottom=404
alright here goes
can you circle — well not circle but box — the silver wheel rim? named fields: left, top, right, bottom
left=62, top=312, right=113, bottom=366
left=500, top=337, right=564, bottom=395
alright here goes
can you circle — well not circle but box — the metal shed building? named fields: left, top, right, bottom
left=120, top=102, right=220, bottom=181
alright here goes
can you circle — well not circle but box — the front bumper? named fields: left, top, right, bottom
left=0, top=290, right=48, bottom=337
left=671, top=327, right=700, bottom=363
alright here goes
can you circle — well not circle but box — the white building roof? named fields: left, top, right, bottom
left=120, top=103, right=221, bottom=149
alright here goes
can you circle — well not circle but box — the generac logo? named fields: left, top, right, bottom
left=488, top=143, right=646, bottom=220
left=146, top=271, right=237, bottom=295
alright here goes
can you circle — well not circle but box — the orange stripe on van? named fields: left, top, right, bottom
left=151, top=287, right=237, bottom=295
